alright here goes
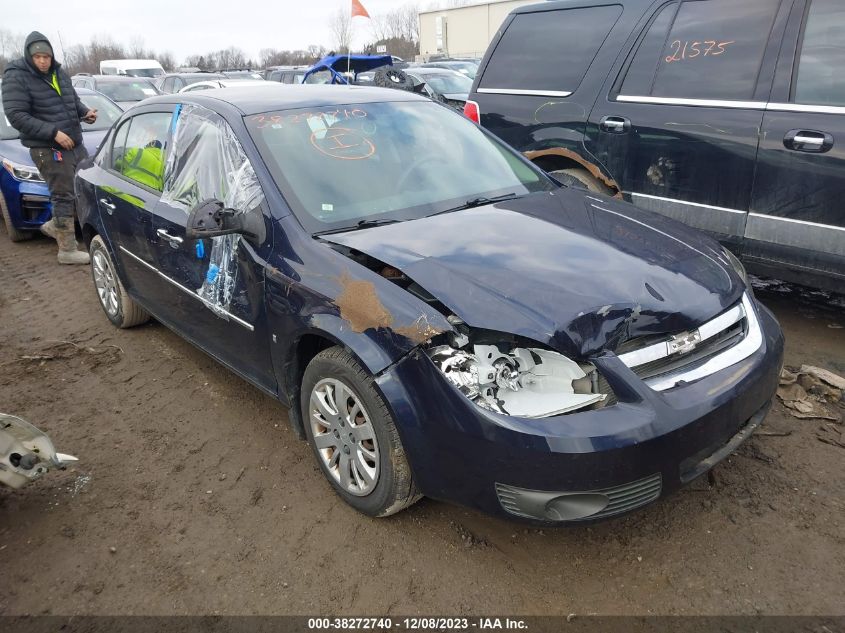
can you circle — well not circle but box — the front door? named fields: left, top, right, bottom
left=585, top=0, right=790, bottom=248
left=147, top=105, right=276, bottom=392
left=748, top=0, right=845, bottom=291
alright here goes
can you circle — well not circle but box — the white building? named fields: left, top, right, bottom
left=419, top=0, right=540, bottom=60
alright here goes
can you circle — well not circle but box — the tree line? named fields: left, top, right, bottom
left=0, top=2, right=422, bottom=77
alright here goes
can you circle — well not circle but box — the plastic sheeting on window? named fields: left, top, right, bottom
left=161, top=103, right=265, bottom=319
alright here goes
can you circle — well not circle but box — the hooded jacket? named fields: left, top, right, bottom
left=1, top=32, right=89, bottom=149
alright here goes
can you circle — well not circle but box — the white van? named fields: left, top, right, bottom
left=99, top=59, right=165, bottom=78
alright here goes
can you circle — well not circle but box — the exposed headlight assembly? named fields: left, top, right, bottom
left=1, top=159, right=44, bottom=183
left=428, top=343, right=608, bottom=418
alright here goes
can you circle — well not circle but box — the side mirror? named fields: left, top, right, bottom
left=186, top=199, right=266, bottom=243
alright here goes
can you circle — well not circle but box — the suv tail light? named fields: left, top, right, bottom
left=463, top=99, right=480, bottom=124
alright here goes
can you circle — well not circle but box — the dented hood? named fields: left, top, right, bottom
left=322, top=188, right=745, bottom=358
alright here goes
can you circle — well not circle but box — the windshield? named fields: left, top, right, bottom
left=126, top=68, right=164, bottom=78
left=184, top=75, right=220, bottom=86
left=79, top=93, right=123, bottom=131
left=420, top=73, right=472, bottom=95
left=0, top=90, right=19, bottom=140
left=97, top=80, right=159, bottom=102
left=448, top=62, right=478, bottom=78
left=246, top=100, right=553, bottom=233
left=0, top=89, right=122, bottom=139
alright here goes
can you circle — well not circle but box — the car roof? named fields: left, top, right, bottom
left=146, top=83, right=427, bottom=114
left=81, top=75, right=157, bottom=82
left=163, top=72, right=225, bottom=78
left=514, top=0, right=651, bottom=13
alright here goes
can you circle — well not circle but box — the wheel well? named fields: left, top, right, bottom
left=531, top=154, right=585, bottom=174
left=286, top=334, right=336, bottom=439
left=81, top=223, right=98, bottom=249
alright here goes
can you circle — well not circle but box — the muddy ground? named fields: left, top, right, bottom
left=0, top=235, right=843, bottom=616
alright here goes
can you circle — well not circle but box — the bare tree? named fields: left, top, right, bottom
left=0, top=28, right=25, bottom=73
left=367, top=3, right=420, bottom=59
left=128, top=36, right=149, bottom=59
left=329, top=6, right=352, bottom=54
left=157, top=51, right=176, bottom=72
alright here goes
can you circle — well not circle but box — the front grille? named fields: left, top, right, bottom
left=495, top=473, right=662, bottom=522
left=21, top=195, right=49, bottom=222
left=631, top=320, right=745, bottom=381
left=616, top=297, right=751, bottom=391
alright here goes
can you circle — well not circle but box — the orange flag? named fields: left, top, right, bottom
left=351, top=0, right=370, bottom=18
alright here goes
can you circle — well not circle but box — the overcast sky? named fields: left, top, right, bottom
left=5, top=0, right=435, bottom=64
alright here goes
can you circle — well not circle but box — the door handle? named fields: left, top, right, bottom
left=99, top=198, right=116, bottom=215
left=156, top=228, right=184, bottom=247
left=784, top=129, right=833, bottom=153
left=600, top=116, right=631, bottom=133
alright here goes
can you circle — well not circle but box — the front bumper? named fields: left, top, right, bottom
left=1, top=173, right=51, bottom=230
left=375, top=300, right=784, bottom=523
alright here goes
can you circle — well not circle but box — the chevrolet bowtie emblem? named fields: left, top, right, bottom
left=668, top=330, right=702, bottom=355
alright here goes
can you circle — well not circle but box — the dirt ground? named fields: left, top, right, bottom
left=0, top=235, right=843, bottom=617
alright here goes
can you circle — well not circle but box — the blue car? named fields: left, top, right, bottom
left=0, top=87, right=122, bottom=241
left=74, top=85, right=783, bottom=523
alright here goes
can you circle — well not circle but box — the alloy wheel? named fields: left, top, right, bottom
left=309, top=378, right=380, bottom=496
left=92, top=250, right=119, bottom=317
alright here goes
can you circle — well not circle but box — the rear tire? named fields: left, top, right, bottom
left=550, top=167, right=615, bottom=196
left=0, top=193, right=35, bottom=242
left=302, top=346, right=420, bottom=517
left=89, top=234, right=150, bottom=328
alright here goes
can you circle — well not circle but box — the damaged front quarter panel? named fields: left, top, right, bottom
left=267, top=216, right=454, bottom=376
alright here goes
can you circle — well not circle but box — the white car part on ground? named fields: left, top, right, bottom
left=0, top=413, right=78, bottom=489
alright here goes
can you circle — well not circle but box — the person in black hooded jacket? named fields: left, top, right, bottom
left=2, top=31, right=97, bottom=264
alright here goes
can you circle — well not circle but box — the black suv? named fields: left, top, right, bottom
left=467, top=0, right=845, bottom=293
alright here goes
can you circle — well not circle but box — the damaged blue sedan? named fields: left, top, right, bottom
left=75, top=84, right=783, bottom=523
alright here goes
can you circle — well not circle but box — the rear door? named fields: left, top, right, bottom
left=585, top=0, right=790, bottom=248
left=94, top=108, right=176, bottom=311
left=473, top=3, right=625, bottom=157
left=748, top=0, right=845, bottom=291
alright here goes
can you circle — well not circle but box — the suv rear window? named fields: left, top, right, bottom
left=794, top=0, right=845, bottom=106
left=478, top=5, right=622, bottom=95
left=619, top=0, right=781, bottom=101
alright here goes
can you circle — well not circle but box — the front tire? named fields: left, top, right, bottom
left=89, top=234, right=150, bottom=328
left=0, top=193, right=35, bottom=242
left=301, top=346, right=420, bottom=517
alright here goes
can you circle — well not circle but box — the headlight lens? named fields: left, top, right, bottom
left=722, top=247, right=749, bottom=285
left=428, top=342, right=609, bottom=418
left=2, top=159, right=45, bottom=183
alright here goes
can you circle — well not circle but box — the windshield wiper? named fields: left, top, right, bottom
left=314, top=218, right=402, bottom=236
left=428, top=192, right=521, bottom=217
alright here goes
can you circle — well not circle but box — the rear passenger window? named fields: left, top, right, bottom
left=794, top=0, right=845, bottom=106
left=619, top=0, right=781, bottom=101
left=111, top=112, right=171, bottom=191
left=478, top=5, right=622, bottom=94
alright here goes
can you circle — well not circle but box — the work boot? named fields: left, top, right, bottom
left=56, top=226, right=90, bottom=265
left=40, top=218, right=57, bottom=240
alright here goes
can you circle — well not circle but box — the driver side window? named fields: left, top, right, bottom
left=110, top=112, right=171, bottom=191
